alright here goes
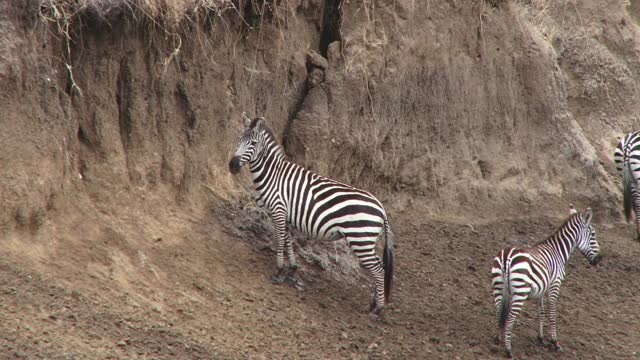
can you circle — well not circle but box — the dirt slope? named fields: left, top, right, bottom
left=2, top=205, right=640, bottom=359
left=1, top=0, right=640, bottom=359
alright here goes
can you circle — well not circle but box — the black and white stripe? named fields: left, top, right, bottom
left=614, top=131, right=640, bottom=240
left=491, top=206, right=601, bottom=359
left=229, top=113, right=394, bottom=314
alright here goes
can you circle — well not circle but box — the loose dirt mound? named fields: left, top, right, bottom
left=1, top=0, right=640, bottom=358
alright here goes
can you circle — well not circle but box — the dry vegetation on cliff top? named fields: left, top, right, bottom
left=40, top=0, right=234, bottom=24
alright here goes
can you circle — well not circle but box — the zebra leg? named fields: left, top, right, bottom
left=494, top=297, right=503, bottom=345
left=284, top=235, right=298, bottom=277
left=547, top=281, right=563, bottom=352
left=634, top=188, right=640, bottom=241
left=347, top=237, right=385, bottom=314
left=504, top=295, right=527, bottom=359
left=271, top=214, right=288, bottom=284
left=536, top=297, right=545, bottom=345
left=492, top=281, right=504, bottom=345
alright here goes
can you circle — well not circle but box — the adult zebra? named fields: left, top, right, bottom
left=614, top=131, right=640, bottom=240
left=228, top=112, right=394, bottom=314
left=491, top=205, right=601, bottom=359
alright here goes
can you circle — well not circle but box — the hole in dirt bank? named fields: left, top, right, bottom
left=116, top=58, right=133, bottom=149
left=77, top=126, right=91, bottom=180
left=319, top=0, right=342, bottom=57
left=175, top=83, right=197, bottom=142
left=281, top=81, right=309, bottom=155
left=77, top=126, right=90, bottom=146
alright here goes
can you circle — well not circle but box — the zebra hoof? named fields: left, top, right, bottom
left=283, top=275, right=298, bottom=285
left=271, top=268, right=286, bottom=284
left=549, top=340, right=562, bottom=352
left=287, top=265, right=298, bottom=277
left=494, top=335, right=500, bottom=345
left=537, top=335, right=545, bottom=345
left=369, top=302, right=384, bottom=315
left=505, top=350, right=513, bottom=359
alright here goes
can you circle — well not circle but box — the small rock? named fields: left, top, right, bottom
left=327, top=41, right=342, bottom=65
left=307, top=51, right=328, bottom=70
left=193, top=282, right=205, bottom=291
left=117, top=340, right=126, bottom=347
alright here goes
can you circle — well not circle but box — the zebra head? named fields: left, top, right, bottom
left=575, top=207, right=602, bottom=266
left=229, top=112, right=267, bottom=174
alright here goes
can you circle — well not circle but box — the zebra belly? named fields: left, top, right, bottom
left=529, top=282, right=544, bottom=299
left=319, top=229, right=345, bottom=242
left=308, top=222, right=383, bottom=242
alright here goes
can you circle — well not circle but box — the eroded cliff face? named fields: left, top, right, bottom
left=1, top=0, right=638, bottom=294
left=286, top=0, right=640, bottom=221
left=2, top=0, right=639, bottom=233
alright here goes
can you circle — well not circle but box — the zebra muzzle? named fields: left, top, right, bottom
left=229, top=156, right=242, bottom=174
left=590, top=254, right=602, bottom=266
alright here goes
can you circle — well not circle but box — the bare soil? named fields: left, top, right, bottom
left=2, top=198, right=640, bottom=359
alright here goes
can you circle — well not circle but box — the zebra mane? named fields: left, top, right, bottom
left=251, top=117, right=288, bottom=160
left=249, top=117, right=263, bottom=129
left=537, top=213, right=582, bottom=245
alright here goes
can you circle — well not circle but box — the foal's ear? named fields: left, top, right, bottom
left=242, top=112, right=252, bottom=128
left=255, top=117, right=265, bottom=130
left=583, top=207, right=593, bottom=224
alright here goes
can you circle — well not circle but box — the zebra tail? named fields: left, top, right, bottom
left=498, top=259, right=511, bottom=329
left=383, top=217, right=394, bottom=304
left=623, top=163, right=634, bottom=223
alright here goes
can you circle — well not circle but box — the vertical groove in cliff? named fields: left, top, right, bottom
left=116, top=57, right=133, bottom=181
left=281, top=76, right=309, bottom=155
left=319, top=0, right=342, bottom=57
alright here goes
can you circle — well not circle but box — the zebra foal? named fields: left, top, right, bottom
left=491, top=205, right=602, bottom=358
left=614, top=131, right=640, bottom=240
left=228, top=112, right=394, bottom=314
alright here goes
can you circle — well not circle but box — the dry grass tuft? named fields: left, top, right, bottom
left=39, top=0, right=236, bottom=27
left=512, top=0, right=559, bottom=44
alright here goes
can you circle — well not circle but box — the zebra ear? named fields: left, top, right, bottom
left=583, top=207, right=593, bottom=224
left=255, top=117, right=265, bottom=130
left=242, top=112, right=252, bottom=128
